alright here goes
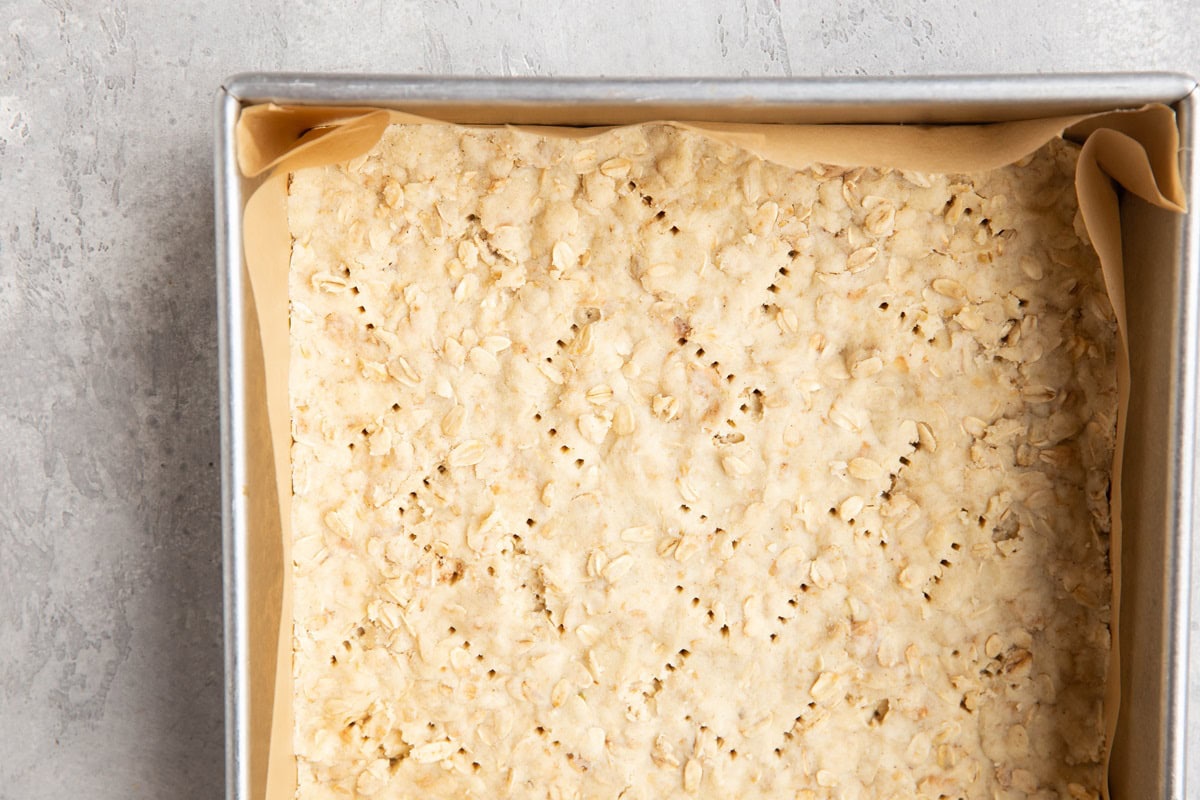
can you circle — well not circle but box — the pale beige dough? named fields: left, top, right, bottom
left=288, top=123, right=1115, bottom=800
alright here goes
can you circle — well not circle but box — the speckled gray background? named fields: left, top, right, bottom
left=2, top=1, right=1198, bottom=798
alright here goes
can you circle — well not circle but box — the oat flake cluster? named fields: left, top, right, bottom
left=287, top=123, right=1116, bottom=800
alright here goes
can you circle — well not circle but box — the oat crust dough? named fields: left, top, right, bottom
left=288, top=123, right=1116, bottom=800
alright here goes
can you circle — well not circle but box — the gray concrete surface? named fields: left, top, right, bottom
left=1, top=1, right=1198, bottom=798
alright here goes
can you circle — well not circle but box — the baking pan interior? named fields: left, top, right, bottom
left=220, top=75, right=1194, bottom=800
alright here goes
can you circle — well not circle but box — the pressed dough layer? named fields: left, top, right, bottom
left=287, top=123, right=1116, bottom=800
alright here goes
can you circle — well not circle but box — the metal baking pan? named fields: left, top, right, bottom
left=214, top=73, right=1197, bottom=800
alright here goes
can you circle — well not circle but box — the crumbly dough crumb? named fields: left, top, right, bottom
left=288, top=123, right=1115, bottom=799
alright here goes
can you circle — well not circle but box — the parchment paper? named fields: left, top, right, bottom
left=235, top=101, right=1186, bottom=800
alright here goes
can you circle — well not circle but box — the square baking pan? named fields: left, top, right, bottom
left=214, top=72, right=1198, bottom=800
